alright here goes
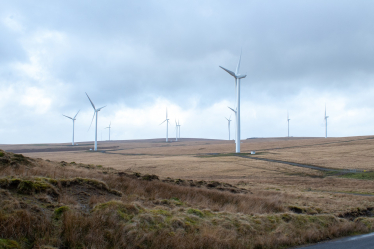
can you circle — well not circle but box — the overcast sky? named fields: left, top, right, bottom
left=1, top=0, right=374, bottom=144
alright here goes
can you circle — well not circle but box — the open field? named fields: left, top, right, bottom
left=1, top=136, right=374, bottom=248
left=2, top=136, right=374, bottom=214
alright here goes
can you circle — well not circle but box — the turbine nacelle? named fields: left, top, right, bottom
left=219, top=66, right=247, bottom=79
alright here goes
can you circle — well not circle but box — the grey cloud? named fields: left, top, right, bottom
left=1, top=0, right=374, bottom=143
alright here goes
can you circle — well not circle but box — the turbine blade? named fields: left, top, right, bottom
left=62, top=114, right=73, bottom=120
left=97, top=106, right=106, bottom=111
left=74, top=110, right=80, bottom=119
left=228, top=106, right=237, bottom=113
left=160, top=119, right=167, bottom=125
left=238, top=74, right=247, bottom=79
left=85, top=92, right=96, bottom=110
left=88, top=111, right=96, bottom=131
left=219, top=66, right=236, bottom=77
left=235, top=50, right=242, bottom=75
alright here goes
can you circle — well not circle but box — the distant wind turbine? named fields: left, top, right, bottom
left=105, top=122, right=111, bottom=141
left=86, top=92, right=106, bottom=151
left=228, top=107, right=237, bottom=143
left=175, top=120, right=178, bottom=141
left=160, top=108, right=170, bottom=142
left=287, top=112, right=290, bottom=138
left=62, top=110, right=80, bottom=145
left=324, top=105, right=329, bottom=138
left=225, top=116, right=232, bottom=140
left=220, top=51, right=246, bottom=153
left=177, top=120, right=181, bottom=140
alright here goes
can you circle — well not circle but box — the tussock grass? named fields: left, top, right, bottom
left=0, top=149, right=373, bottom=248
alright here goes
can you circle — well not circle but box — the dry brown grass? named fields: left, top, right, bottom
left=1, top=137, right=374, bottom=248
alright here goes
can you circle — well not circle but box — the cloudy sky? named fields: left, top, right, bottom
left=1, top=0, right=374, bottom=144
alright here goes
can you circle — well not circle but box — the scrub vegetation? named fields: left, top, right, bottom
left=0, top=148, right=374, bottom=249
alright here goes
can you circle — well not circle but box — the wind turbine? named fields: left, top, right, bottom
left=225, top=116, right=232, bottom=140
left=228, top=107, right=237, bottom=144
left=220, top=51, right=246, bottom=153
left=62, top=110, right=80, bottom=145
left=86, top=92, right=106, bottom=151
left=175, top=120, right=178, bottom=141
left=160, top=108, right=170, bottom=142
left=324, top=105, right=329, bottom=138
left=105, top=122, right=111, bottom=141
left=287, top=112, right=290, bottom=138
left=177, top=120, right=181, bottom=140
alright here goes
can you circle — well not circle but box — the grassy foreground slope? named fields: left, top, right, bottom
left=0, top=149, right=373, bottom=249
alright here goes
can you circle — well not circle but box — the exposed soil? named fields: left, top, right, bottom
left=117, top=171, right=251, bottom=194
left=339, top=207, right=374, bottom=220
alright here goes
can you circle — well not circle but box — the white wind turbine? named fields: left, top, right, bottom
left=225, top=115, right=232, bottom=140
left=105, top=122, right=111, bottom=141
left=86, top=92, right=106, bottom=151
left=160, top=108, right=170, bottom=142
left=177, top=120, right=181, bottom=140
left=62, top=110, right=80, bottom=145
left=220, top=51, right=246, bottom=153
left=228, top=107, right=237, bottom=144
left=324, top=105, right=329, bottom=138
left=287, top=112, right=290, bottom=137
left=175, top=120, right=178, bottom=141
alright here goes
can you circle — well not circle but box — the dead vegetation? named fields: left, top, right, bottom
left=0, top=148, right=374, bottom=248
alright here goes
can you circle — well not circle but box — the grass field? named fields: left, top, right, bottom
left=1, top=136, right=374, bottom=248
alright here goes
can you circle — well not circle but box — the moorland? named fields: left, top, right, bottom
left=0, top=136, right=374, bottom=248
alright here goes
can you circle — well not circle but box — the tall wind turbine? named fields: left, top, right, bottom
left=225, top=116, right=232, bottom=140
left=287, top=112, right=290, bottom=138
left=324, top=105, right=329, bottom=138
left=62, top=110, right=80, bottom=145
left=160, top=108, right=170, bottom=142
left=105, top=122, right=111, bottom=141
left=177, top=120, right=181, bottom=140
left=220, top=52, right=246, bottom=153
left=86, top=92, right=106, bottom=151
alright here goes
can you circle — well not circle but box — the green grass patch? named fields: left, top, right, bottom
left=54, top=206, right=69, bottom=220
left=0, top=239, right=20, bottom=249
left=187, top=208, right=204, bottom=217
left=339, top=171, right=374, bottom=180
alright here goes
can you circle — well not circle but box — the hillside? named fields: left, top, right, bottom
left=1, top=149, right=374, bottom=248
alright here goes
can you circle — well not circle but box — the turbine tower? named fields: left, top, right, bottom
left=86, top=92, right=106, bottom=151
left=225, top=116, right=232, bottom=140
left=62, top=110, right=80, bottom=145
left=287, top=112, right=290, bottom=138
left=160, top=108, right=170, bottom=142
left=105, top=122, right=111, bottom=141
left=324, top=105, right=329, bottom=138
left=220, top=52, right=246, bottom=153
left=177, top=120, right=181, bottom=140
